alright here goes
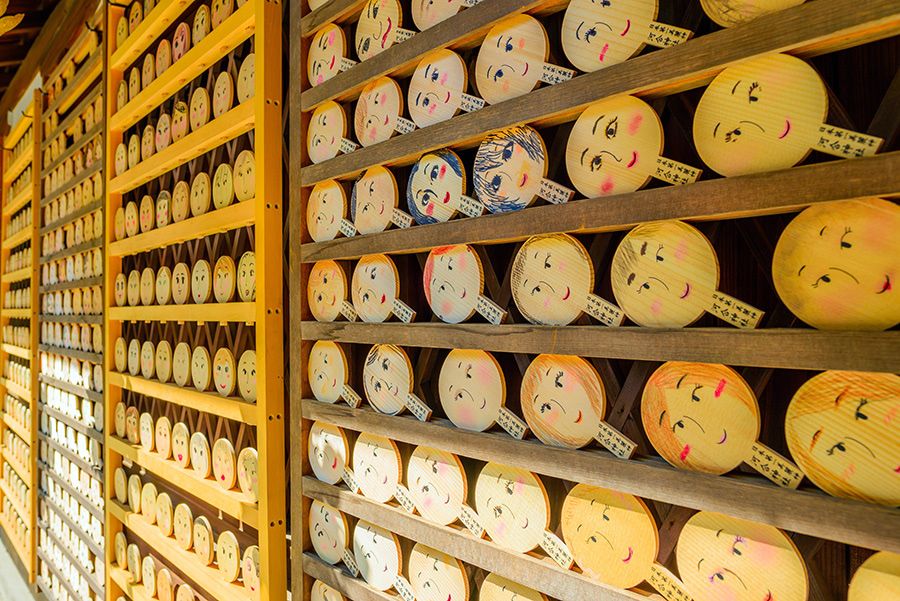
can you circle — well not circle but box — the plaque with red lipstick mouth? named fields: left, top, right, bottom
left=352, top=254, right=414, bottom=323
left=354, top=76, right=415, bottom=147
left=408, top=150, right=484, bottom=225
left=309, top=421, right=351, bottom=485
left=308, top=24, right=353, bottom=87
left=408, top=49, right=484, bottom=129
left=310, top=500, right=350, bottom=565
left=355, top=0, right=415, bottom=62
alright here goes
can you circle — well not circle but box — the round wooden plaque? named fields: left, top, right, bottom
left=116, top=17, right=129, bottom=53
left=701, top=0, right=805, bottom=28
left=156, top=189, right=172, bottom=227
left=352, top=254, right=400, bottom=323
left=213, top=347, right=237, bottom=397
left=237, top=251, right=256, bottom=301
left=354, top=77, right=403, bottom=147
left=191, top=345, right=212, bottom=391
left=217, top=530, right=241, bottom=582
left=142, top=556, right=158, bottom=597
left=363, top=344, right=412, bottom=415
left=139, top=194, right=155, bottom=233
left=476, top=462, right=549, bottom=553
left=140, top=268, right=155, bottom=306
left=173, top=341, right=192, bottom=387
left=115, top=142, right=127, bottom=175
left=213, top=71, right=234, bottom=118
left=172, top=22, right=191, bottom=62
left=129, top=69, right=141, bottom=102
left=189, top=87, right=211, bottom=131
left=128, top=1, right=143, bottom=32
left=311, top=580, right=346, bottom=601
left=156, top=39, right=172, bottom=75
left=408, top=49, right=467, bottom=128
left=481, top=573, right=547, bottom=601
left=438, top=349, right=505, bottom=432
left=693, top=53, right=827, bottom=177
left=157, top=491, right=174, bottom=535
left=127, top=543, right=141, bottom=581
left=412, top=0, right=464, bottom=30
left=848, top=551, right=900, bottom=601
left=174, top=504, right=193, bottom=550
left=114, top=466, right=127, bottom=503
left=355, top=0, right=403, bottom=61
left=234, top=149, right=255, bottom=202
left=172, top=101, right=189, bottom=141
left=473, top=125, right=547, bottom=213
left=353, top=431, right=403, bottom=502
left=353, top=520, right=402, bottom=591
left=156, top=415, right=172, bottom=459
left=237, top=446, right=259, bottom=501
left=139, top=410, right=155, bottom=450
left=114, top=338, right=128, bottom=372
left=351, top=166, right=397, bottom=235
left=237, top=53, right=255, bottom=103
left=176, top=584, right=195, bottom=601
left=309, top=421, right=349, bottom=484
left=610, top=220, right=719, bottom=327
left=126, top=405, right=140, bottom=442
left=308, top=340, right=349, bottom=404
left=242, top=545, right=261, bottom=598
left=213, top=437, right=237, bottom=489
left=211, top=0, right=234, bottom=27
left=237, top=349, right=257, bottom=402
left=157, top=568, right=174, bottom=601
left=142, top=54, right=156, bottom=88
left=156, top=266, right=173, bottom=305
left=125, top=202, right=139, bottom=237
left=172, top=179, right=190, bottom=221
left=190, top=431, right=212, bottom=477
left=772, top=197, right=900, bottom=331
left=308, top=260, right=348, bottom=322
left=115, top=531, right=127, bottom=567
left=407, top=149, right=466, bottom=225
left=128, top=473, right=143, bottom=513
left=561, top=0, right=657, bottom=73
left=190, top=172, right=211, bottom=217
left=155, top=340, right=173, bottom=383
left=785, top=370, right=900, bottom=505
left=173, top=262, right=191, bottom=305
left=172, top=421, right=191, bottom=467
left=475, top=15, right=548, bottom=105
left=141, top=482, right=158, bottom=523
left=193, top=516, right=214, bottom=565
left=213, top=163, right=235, bottom=209
left=308, top=180, right=346, bottom=242
left=192, top=5, right=211, bottom=43
left=213, top=255, right=236, bottom=303
left=423, top=246, right=483, bottom=327
left=407, top=445, right=466, bottom=525
left=309, top=24, right=346, bottom=87
left=408, top=544, right=469, bottom=601
left=141, top=124, right=155, bottom=160
left=310, top=500, right=349, bottom=565
left=115, top=273, right=127, bottom=306
left=676, top=511, right=808, bottom=601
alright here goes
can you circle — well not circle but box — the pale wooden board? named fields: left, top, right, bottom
left=700, top=0, right=806, bottom=28
left=309, top=101, right=349, bottom=164
left=412, top=0, right=465, bottom=30
left=354, top=431, right=404, bottom=502
left=308, top=180, right=348, bottom=242
left=423, top=244, right=484, bottom=323
left=481, top=572, right=548, bottom=601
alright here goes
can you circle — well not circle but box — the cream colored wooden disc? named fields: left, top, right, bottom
left=129, top=68, right=141, bottom=102
left=422, top=245, right=482, bottom=323
left=308, top=101, right=348, bottom=164
left=156, top=113, right=172, bottom=151
left=126, top=405, right=140, bottom=442
left=124, top=202, right=139, bottom=237
left=217, top=530, right=241, bottom=582
left=353, top=520, right=402, bottom=591
left=139, top=410, right=155, bottom=451
left=212, top=0, right=235, bottom=27
left=128, top=0, right=143, bottom=32
left=309, top=24, right=346, bottom=87
left=114, top=466, right=127, bottom=503
left=310, top=500, right=349, bottom=565
left=193, top=516, right=214, bottom=565
left=355, top=0, right=403, bottom=61
left=213, top=163, right=235, bottom=209
left=693, top=53, right=827, bottom=177
left=156, top=266, right=173, bottom=305
left=141, top=482, right=158, bottom=523
left=139, top=194, right=155, bottom=232
left=127, top=543, right=141, bottom=581
left=237, top=446, right=259, bottom=501
left=127, top=270, right=141, bottom=306
left=190, top=431, right=212, bottom=479
left=642, top=361, right=760, bottom=474
left=676, top=511, right=808, bottom=601
left=473, top=125, right=547, bottom=213
left=407, top=149, right=466, bottom=225
left=155, top=415, right=173, bottom=459
left=116, top=17, right=129, bottom=53
left=157, top=568, right=174, bottom=601
left=156, top=491, right=173, bottom=535
left=772, top=198, right=900, bottom=330
left=308, top=260, right=348, bottom=322
left=351, top=165, right=397, bottom=235
left=115, top=142, right=127, bottom=175
left=171, top=101, right=189, bottom=141
left=351, top=254, right=400, bottom=323
left=173, top=502, right=193, bottom=548
left=408, top=49, right=467, bottom=128
left=561, top=0, right=657, bottom=73
left=237, top=349, right=257, bottom=402
left=142, top=556, right=157, bottom=597
left=475, top=462, right=549, bottom=553
left=354, top=77, right=403, bottom=147
left=115, top=531, right=128, bottom=568
left=242, top=545, right=261, bottom=598
left=156, top=340, right=173, bottom=383
left=192, top=5, right=211, bottom=43
left=785, top=370, right=900, bottom=505
left=114, top=338, right=128, bottom=372
left=156, top=190, right=172, bottom=227
left=438, top=349, right=505, bottom=432
left=407, top=446, right=466, bottom=525
left=172, top=179, right=190, bottom=221
left=172, top=262, right=191, bottom=305
left=481, top=573, right=547, bottom=601
left=237, top=250, right=256, bottom=301
left=156, top=39, right=172, bottom=75
left=175, top=583, right=195, bottom=601
left=189, top=87, right=211, bottom=131
left=191, top=259, right=212, bottom=304
left=309, top=421, right=348, bottom=484
left=191, top=345, right=212, bottom=391
left=172, top=421, right=191, bottom=467
left=213, top=255, right=236, bottom=303
left=311, top=580, right=346, bottom=601
left=408, top=544, right=468, bottom=601
left=212, top=437, right=237, bottom=489
left=353, top=431, right=402, bottom=502
left=848, top=551, right=900, bottom=601
left=701, top=0, right=805, bottom=28
left=213, top=347, right=237, bottom=398
left=412, top=0, right=463, bottom=30
left=190, top=171, right=211, bottom=217
left=115, top=273, right=127, bottom=306
left=237, top=53, right=255, bottom=103
left=172, top=22, right=191, bottom=61
left=308, top=341, right=349, bottom=404
left=128, top=473, right=143, bottom=513
left=142, top=54, right=156, bottom=89
left=113, top=205, right=127, bottom=241
left=611, top=220, right=719, bottom=327
left=234, top=149, right=255, bottom=201
left=140, top=267, right=155, bottom=306
left=362, top=344, right=412, bottom=415
left=307, top=180, right=346, bottom=242
left=128, top=132, right=141, bottom=167
left=475, top=15, right=548, bottom=105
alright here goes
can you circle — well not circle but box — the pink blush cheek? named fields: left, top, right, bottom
left=458, top=406, right=474, bottom=423
left=675, top=239, right=689, bottom=261
left=440, top=73, right=448, bottom=85
left=428, top=104, right=436, bottom=115
left=327, top=31, right=336, bottom=45
left=885, top=407, right=898, bottom=424
left=651, top=299, right=663, bottom=315
left=600, top=176, right=615, bottom=194
left=494, top=521, right=507, bottom=538
left=628, top=113, right=643, bottom=135
left=502, top=81, right=510, bottom=92
left=316, top=74, right=324, bottom=85
left=517, top=38, right=525, bottom=49
left=475, top=364, right=495, bottom=382
left=748, top=542, right=780, bottom=568
left=421, top=496, right=433, bottom=509
left=437, top=463, right=449, bottom=477
left=440, top=300, right=454, bottom=315
left=379, top=93, right=387, bottom=104
left=514, top=478, right=525, bottom=494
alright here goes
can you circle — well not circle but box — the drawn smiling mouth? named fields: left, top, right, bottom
left=329, top=55, right=336, bottom=70
left=444, top=91, right=451, bottom=103
left=680, top=283, right=691, bottom=299
left=522, top=62, right=529, bottom=76
left=621, top=19, right=631, bottom=36
left=562, top=286, right=571, bottom=300
left=381, top=17, right=393, bottom=48
left=779, top=119, right=791, bottom=139
left=622, top=546, right=634, bottom=563
left=627, top=152, right=638, bottom=168
left=717, top=430, right=728, bottom=444
left=598, top=43, right=609, bottom=62
left=442, top=191, right=451, bottom=204
left=574, top=410, right=583, bottom=424
left=878, top=275, right=892, bottom=294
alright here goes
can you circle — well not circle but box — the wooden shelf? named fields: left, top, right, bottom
left=110, top=0, right=193, bottom=72
left=44, top=50, right=103, bottom=117
left=2, top=186, right=32, bottom=218
left=0, top=266, right=31, bottom=285
left=109, top=564, right=155, bottom=601
left=41, top=87, right=102, bottom=151
left=109, top=101, right=254, bottom=195
left=42, top=433, right=100, bottom=476
left=38, top=237, right=103, bottom=265
left=300, top=0, right=900, bottom=185
left=5, top=105, right=33, bottom=149
left=1, top=378, right=31, bottom=403
left=108, top=371, right=257, bottom=425
left=304, top=400, right=900, bottom=554
left=0, top=478, right=30, bottom=524
left=109, top=500, right=252, bottom=601
left=3, top=150, right=31, bottom=185
left=300, top=0, right=366, bottom=36
left=40, top=161, right=101, bottom=208
left=108, top=436, right=258, bottom=526
left=2, top=307, right=30, bottom=319
left=109, top=302, right=256, bottom=324
left=41, top=405, right=103, bottom=443
left=36, top=547, right=80, bottom=601
left=3, top=414, right=29, bottom=443
left=39, top=374, right=101, bottom=403
left=109, top=200, right=255, bottom=257
left=39, top=313, right=103, bottom=324
left=2, top=344, right=31, bottom=360
left=38, top=344, right=101, bottom=364
left=39, top=275, right=103, bottom=294
left=40, top=461, right=102, bottom=520
left=40, top=199, right=104, bottom=235
left=3, top=447, right=31, bottom=483
left=1, top=228, right=31, bottom=251
left=40, top=122, right=103, bottom=180
left=40, top=516, right=104, bottom=597
left=2, top=514, right=31, bottom=575
left=110, top=2, right=256, bottom=133
left=39, top=489, right=103, bottom=558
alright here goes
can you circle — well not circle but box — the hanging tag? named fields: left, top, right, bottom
left=341, top=466, right=361, bottom=493
left=704, top=291, right=763, bottom=329
left=122, top=458, right=134, bottom=469
left=538, top=178, right=575, bottom=204
left=540, top=63, right=576, bottom=85
left=540, top=530, right=574, bottom=569
left=646, top=22, right=693, bottom=48
left=338, top=218, right=357, bottom=238
left=139, top=467, right=147, bottom=476
left=339, top=300, right=358, bottom=322
left=458, top=504, right=484, bottom=538
left=340, top=384, right=362, bottom=408
left=391, top=299, right=416, bottom=323
left=649, top=563, right=695, bottom=601
left=394, top=483, right=417, bottom=513
left=460, top=93, right=485, bottom=113
left=341, top=548, right=359, bottom=577
left=583, top=293, right=624, bottom=327
left=393, top=575, right=417, bottom=601
left=394, top=28, right=416, bottom=43
left=476, top=295, right=506, bottom=325
left=338, top=57, right=357, bottom=72
left=814, top=125, right=883, bottom=159
left=453, top=194, right=484, bottom=218
left=390, top=208, right=413, bottom=229
left=395, top=116, right=417, bottom=135
left=497, top=406, right=529, bottom=440
left=461, top=0, right=483, bottom=5
left=594, top=421, right=637, bottom=459
left=239, top=520, right=244, bottom=532
left=339, top=138, right=358, bottom=154
left=653, top=157, right=702, bottom=185
left=404, top=392, right=432, bottom=422
left=746, top=441, right=804, bottom=489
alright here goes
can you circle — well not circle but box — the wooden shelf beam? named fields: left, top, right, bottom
left=109, top=0, right=194, bottom=72
left=108, top=302, right=256, bottom=324
left=1, top=186, right=32, bottom=218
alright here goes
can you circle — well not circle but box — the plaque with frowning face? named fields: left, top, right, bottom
left=423, top=245, right=482, bottom=322
left=475, top=462, right=549, bottom=553
left=242, top=545, right=261, bottom=598
left=363, top=344, right=412, bottom=415
left=309, top=24, right=346, bottom=87
left=237, top=349, right=257, bottom=402
left=172, top=22, right=191, bottom=62
left=412, top=0, right=464, bottom=30
left=562, top=0, right=657, bottom=72
left=772, top=198, right=899, bottom=331
left=308, top=340, right=348, bottom=404
left=308, top=260, right=348, bottom=322
left=213, top=71, right=234, bottom=118
left=308, top=180, right=346, bottom=242
left=677, top=511, right=808, bottom=601
left=407, top=149, right=466, bottom=225
left=408, top=544, right=469, bottom=601
left=700, top=0, right=805, bottom=28
left=237, top=251, right=256, bottom=301
left=475, top=15, right=547, bottom=105
left=408, top=49, right=467, bottom=128
left=237, top=53, right=255, bottom=103
left=351, top=166, right=397, bottom=235
left=481, top=573, right=547, bottom=601
left=309, top=421, right=349, bottom=484
left=354, top=77, right=403, bottom=147
left=353, top=431, right=402, bottom=502
left=354, top=520, right=402, bottom=591
left=352, top=254, right=399, bottom=322
left=848, top=551, right=900, bottom=601
left=438, top=349, right=505, bottom=432
left=785, top=370, right=900, bottom=505
left=407, top=446, right=466, bottom=525
left=310, top=500, right=348, bottom=565
left=473, top=126, right=547, bottom=213
left=234, top=150, right=255, bottom=202
left=237, top=446, right=259, bottom=501
left=355, top=0, right=403, bottom=61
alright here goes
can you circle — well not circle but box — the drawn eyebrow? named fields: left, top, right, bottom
left=658, top=410, right=666, bottom=425
left=415, top=92, right=422, bottom=105
left=713, top=122, right=720, bottom=138
left=592, top=114, right=606, bottom=135
left=627, top=272, right=635, bottom=286
left=819, top=226, right=827, bottom=236
left=640, top=241, right=648, bottom=256
left=798, top=265, right=806, bottom=276
left=731, top=80, right=742, bottom=95
left=580, top=147, right=589, bottom=164
left=834, top=389, right=847, bottom=406
left=810, top=428, right=823, bottom=451
left=697, top=558, right=705, bottom=570
left=715, top=528, right=723, bottom=538
left=676, top=374, right=687, bottom=389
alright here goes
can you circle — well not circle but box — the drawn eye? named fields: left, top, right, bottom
left=585, top=27, right=597, bottom=41
left=731, top=535, right=745, bottom=556
left=554, top=371, right=563, bottom=388
left=429, top=165, right=439, bottom=180
left=589, top=155, right=602, bottom=172
left=539, top=402, right=551, bottom=413
left=361, top=38, right=371, bottom=54
left=655, top=245, right=664, bottom=262
left=504, top=40, right=513, bottom=52
left=709, top=572, right=725, bottom=583
left=501, top=142, right=514, bottom=161
left=381, top=358, right=389, bottom=371
left=826, top=441, right=846, bottom=455
left=747, top=81, right=760, bottom=103
left=490, top=174, right=502, bottom=193
left=430, top=70, right=439, bottom=82
left=493, top=506, right=503, bottom=518
left=672, top=419, right=685, bottom=431
left=464, top=365, right=472, bottom=379
left=840, top=226, right=852, bottom=249
left=492, top=68, right=504, bottom=81
left=605, top=117, right=618, bottom=139
left=691, top=384, right=702, bottom=402
left=530, top=285, right=541, bottom=294
left=588, top=535, right=598, bottom=543
left=855, top=399, right=869, bottom=420
left=362, top=292, right=370, bottom=302
left=504, top=481, right=514, bottom=495
left=812, top=274, right=832, bottom=287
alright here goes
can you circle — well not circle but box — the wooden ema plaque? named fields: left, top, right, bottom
left=785, top=370, right=900, bottom=505
left=352, top=254, right=408, bottom=323
left=406, top=445, right=467, bottom=525
left=355, top=0, right=409, bottom=61
left=438, top=349, right=515, bottom=434
left=353, top=520, right=402, bottom=591
left=309, top=24, right=347, bottom=87
left=412, top=0, right=466, bottom=30
left=351, top=166, right=398, bottom=235
left=211, top=0, right=234, bottom=28
left=193, top=5, right=211, bottom=43
left=213, top=72, right=235, bottom=118
left=561, top=0, right=693, bottom=73
left=512, top=234, right=622, bottom=327
left=363, top=344, right=424, bottom=417
left=307, top=179, right=347, bottom=242
left=308, top=101, right=350, bottom=164
left=408, top=543, right=469, bottom=601
left=408, top=49, right=483, bottom=128
left=308, top=340, right=350, bottom=404
left=772, top=197, right=900, bottom=331
left=848, top=551, right=900, bottom=601
left=567, top=95, right=701, bottom=198
left=352, top=431, right=403, bottom=502
left=694, top=53, right=882, bottom=177
left=481, top=572, right=547, bottom=601
left=310, top=499, right=350, bottom=565
left=308, top=260, right=349, bottom=322
left=309, top=420, right=350, bottom=485
left=217, top=530, right=241, bottom=582
left=700, top=0, right=805, bottom=27
left=474, top=462, right=550, bottom=554
left=407, top=150, right=480, bottom=224
left=238, top=446, right=260, bottom=501
left=311, top=579, right=347, bottom=601
left=242, top=545, right=261, bottom=598
left=643, top=362, right=803, bottom=488
left=612, top=220, right=763, bottom=328
left=424, top=245, right=505, bottom=324
left=355, top=76, right=409, bottom=147
left=238, top=349, right=257, bottom=402
left=212, top=437, right=237, bottom=488
left=676, top=511, right=808, bottom=601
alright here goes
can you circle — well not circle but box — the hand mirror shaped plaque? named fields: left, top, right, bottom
left=439, top=349, right=523, bottom=437
left=694, top=53, right=882, bottom=177
left=772, top=197, right=900, bottom=330
left=481, top=573, right=548, bottom=601
left=611, top=220, right=764, bottom=328
left=407, top=150, right=484, bottom=224
left=408, top=545, right=469, bottom=601
left=309, top=500, right=350, bottom=566
left=642, top=361, right=803, bottom=488
left=308, top=420, right=350, bottom=484
left=307, top=180, right=348, bottom=242
left=785, top=370, right=900, bottom=505
left=355, top=0, right=414, bottom=61
left=352, top=254, right=415, bottom=323
left=309, top=24, right=355, bottom=87
left=312, top=580, right=346, bottom=601
left=848, top=552, right=900, bottom=601
left=308, top=340, right=359, bottom=406
left=350, top=166, right=401, bottom=235
left=566, top=96, right=701, bottom=198
left=406, top=446, right=467, bottom=526
left=307, top=260, right=349, bottom=322
left=363, top=344, right=430, bottom=420
left=676, top=511, right=808, bottom=601
left=473, top=126, right=573, bottom=213
left=424, top=245, right=506, bottom=324
left=561, top=0, right=693, bottom=73
left=522, top=354, right=635, bottom=457
left=308, top=101, right=355, bottom=164
left=475, top=15, right=576, bottom=106
left=353, top=520, right=403, bottom=592
left=408, top=49, right=484, bottom=129
left=700, top=0, right=805, bottom=27
left=562, top=483, right=695, bottom=598
left=512, top=234, right=623, bottom=326
left=351, top=431, right=403, bottom=502
left=355, top=77, right=415, bottom=147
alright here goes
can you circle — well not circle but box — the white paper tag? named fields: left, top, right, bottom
left=395, top=116, right=417, bottom=135
left=338, top=57, right=357, bottom=72
left=705, top=291, right=763, bottom=329
left=497, top=406, right=528, bottom=439
left=341, top=384, right=362, bottom=408
left=339, top=218, right=357, bottom=237
left=394, top=28, right=416, bottom=43
left=540, top=63, right=576, bottom=85
left=747, top=441, right=804, bottom=489
left=394, top=575, right=417, bottom=601
left=453, top=194, right=484, bottom=218
left=394, top=483, right=417, bottom=513
left=390, top=208, right=413, bottom=229
left=654, top=156, right=702, bottom=185
left=476, top=295, right=506, bottom=325
left=339, top=138, right=358, bottom=154
left=594, top=421, right=637, bottom=459
left=540, top=530, right=574, bottom=569
left=341, top=548, right=359, bottom=576
left=458, top=504, right=484, bottom=538
left=815, top=124, right=883, bottom=158
left=404, top=392, right=432, bottom=421
left=646, top=22, right=693, bottom=47
left=584, top=293, right=624, bottom=327
left=339, top=300, right=358, bottom=322
left=649, top=563, right=695, bottom=601
left=460, top=93, right=485, bottom=113
left=122, top=457, right=134, bottom=469
left=341, top=466, right=360, bottom=493
left=538, top=178, right=574, bottom=204
left=462, top=0, right=482, bottom=5
left=391, top=298, right=416, bottom=323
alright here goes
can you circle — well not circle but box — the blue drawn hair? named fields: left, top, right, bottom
left=406, top=148, right=465, bottom=225
left=473, top=125, right=544, bottom=214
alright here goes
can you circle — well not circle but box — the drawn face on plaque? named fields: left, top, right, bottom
left=142, top=54, right=156, bottom=88
left=171, top=101, right=189, bottom=141
left=407, top=149, right=465, bottom=225
left=772, top=198, right=900, bottom=331
left=355, top=0, right=403, bottom=61
left=173, top=503, right=193, bottom=549
left=141, top=482, right=158, bottom=522
left=522, top=354, right=606, bottom=449
left=190, top=87, right=211, bottom=132
left=475, top=15, right=547, bottom=105
left=242, top=546, right=261, bottom=597
left=217, top=531, right=241, bottom=582
left=141, top=267, right=156, bottom=305
left=354, top=77, right=403, bottom=147
left=211, top=0, right=234, bottom=27
left=190, top=431, right=211, bottom=477
left=116, top=17, right=129, bottom=52
left=237, top=251, right=256, bottom=301
left=560, top=0, right=656, bottom=73
left=363, top=344, right=411, bottom=415
left=677, top=511, right=808, bottom=601
left=473, top=126, right=546, bottom=213
left=352, top=255, right=399, bottom=322
left=642, top=362, right=759, bottom=474
left=172, top=342, right=192, bottom=387
left=213, top=348, right=236, bottom=397
left=408, top=544, right=468, bottom=601
left=129, top=2, right=143, bottom=33
left=848, top=551, right=900, bottom=601
left=481, top=573, right=547, bottom=601
left=140, top=340, right=156, bottom=378
left=156, top=416, right=172, bottom=458
left=354, top=521, right=402, bottom=591
left=310, top=500, right=348, bottom=564
left=407, top=446, right=466, bottom=525
left=311, top=580, right=346, bottom=601
left=785, top=370, right=900, bottom=505
left=212, top=438, right=237, bottom=488
left=115, top=338, right=128, bottom=373
left=308, top=180, right=346, bottom=242
left=308, top=341, right=348, bottom=403
left=511, top=234, right=593, bottom=326
left=142, top=124, right=156, bottom=160
left=115, top=466, right=128, bottom=503
left=308, top=260, right=347, bottom=322
left=156, top=190, right=172, bottom=228
left=408, top=49, right=466, bottom=128
left=237, top=53, right=255, bottom=104
left=213, top=72, right=234, bottom=118
left=172, top=22, right=191, bottom=62
left=128, top=474, right=143, bottom=512
left=192, top=346, right=212, bottom=391
left=115, top=531, right=128, bottom=568
left=353, top=432, right=402, bottom=501
left=172, top=422, right=191, bottom=467
left=156, top=39, right=172, bottom=75
left=234, top=150, right=255, bottom=202
left=156, top=114, right=172, bottom=151
left=693, top=53, right=827, bottom=177
left=423, top=245, right=482, bottom=323
left=237, top=350, right=257, bottom=402
left=412, top=0, right=463, bottom=30
left=309, top=24, right=345, bottom=87
left=176, top=584, right=195, bottom=601
left=194, top=517, right=214, bottom=564
left=191, top=259, right=212, bottom=304
left=128, top=338, right=141, bottom=375
left=237, top=447, right=259, bottom=501
left=192, top=5, right=211, bottom=43
left=700, top=0, right=805, bottom=27
left=309, top=421, right=348, bottom=484
left=213, top=256, right=236, bottom=302
left=438, top=349, right=505, bottom=431
left=127, top=543, right=141, bottom=580
left=476, top=462, right=548, bottom=553
left=350, top=166, right=396, bottom=235
left=611, top=220, right=719, bottom=327
left=561, top=483, right=658, bottom=588
left=156, top=266, right=172, bottom=305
